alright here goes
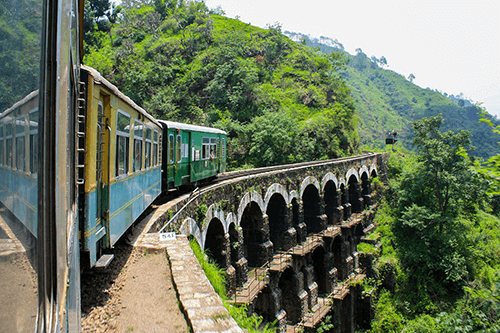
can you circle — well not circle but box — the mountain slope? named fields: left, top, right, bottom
left=287, top=33, right=500, bottom=158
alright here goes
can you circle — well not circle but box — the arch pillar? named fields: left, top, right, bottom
left=361, top=176, right=372, bottom=208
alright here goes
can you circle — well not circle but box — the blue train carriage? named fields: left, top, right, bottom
left=80, top=65, right=163, bottom=267
left=158, top=120, right=227, bottom=190
left=0, top=90, right=39, bottom=237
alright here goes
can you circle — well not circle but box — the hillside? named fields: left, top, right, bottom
left=83, top=1, right=359, bottom=169
left=286, top=33, right=500, bottom=159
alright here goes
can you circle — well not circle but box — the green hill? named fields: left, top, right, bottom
left=84, top=1, right=358, bottom=169
left=287, top=33, right=500, bottom=159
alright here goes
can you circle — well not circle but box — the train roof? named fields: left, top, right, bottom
left=157, top=120, right=227, bottom=135
left=0, top=90, right=38, bottom=119
left=81, top=65, right=161, bottom=128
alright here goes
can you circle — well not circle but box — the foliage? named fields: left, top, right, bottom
left=83, top=1, right=358, bottom=169
left=366, top=116, right=500, bottom=332
left=224, top=303, right=276, bottom=333
left=0, top=0, right=42, bottom=112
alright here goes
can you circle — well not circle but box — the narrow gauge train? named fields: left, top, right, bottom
left=79, top=65, right=226, bottom=268
left=0, top=0, right=225, bottom=330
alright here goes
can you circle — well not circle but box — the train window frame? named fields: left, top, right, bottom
left=202, top=137, right=210, bottom=160
left=5, top=120, right=13, bottom=168
left=133, top=119, right=143, bottom=172
left=116, top=110, right=130, bottom=178
left=15, top=115, right=26, bottom=172
left=28, top=109, right=39, bottom=176
left=145, top=126, right=152, bottom=169
left=169, top=134, right=174, bottom=164
left=210, top=137, right=217, bottom=159
left=153, top=130, right=159, bottom=167
left=176, top=134, right=182, bottom=163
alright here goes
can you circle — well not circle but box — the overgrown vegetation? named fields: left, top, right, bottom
left=367, top=115, right=500, bottom=332
left=188, top=237, right=276, bottom=332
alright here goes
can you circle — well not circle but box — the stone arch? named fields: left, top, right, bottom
left=266, top=192, right=289, bottom=252
left=239, top=200, right=271, bottom=267
left=360, top=170, right=371, bottom=207
left=204, top=218, right=227, bottom=268
left=302, top=183, right=325, bottom=234
left=348, top=173, right=363, bottom=213
left=345, top=167, right=359, bottom=183
left=323, top=178, right=340, bottom=226
left=354, top=222, right=365, bottom=249
left=332, top=236, right=344, bottom=281
left=279, top=267, right=302, bottom=325
left=180, top=217, right=203, bottom=248
left=203, top=203, right=227, bottom=234
left=237, top=190, right=265, bottom=226
left=299, top=176, right=321, bottom=198
left=264, top=183, right=289, bottom=209
left=370, top=164, right=378, bottom=178
left=312, top=245, right=328, bottom=295
left=321, top=172, right=338, bottom=192
left=359, top=164, right=369, bottom=177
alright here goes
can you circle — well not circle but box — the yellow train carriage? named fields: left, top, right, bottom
left=80, top=65, right=162, bottom=267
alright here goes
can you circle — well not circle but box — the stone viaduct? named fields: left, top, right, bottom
left=154, top=153, right=387, bottom=332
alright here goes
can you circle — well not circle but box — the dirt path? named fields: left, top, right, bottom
left=81, top=244, right=189, bottom=332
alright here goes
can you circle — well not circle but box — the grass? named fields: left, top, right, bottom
left=188, top=237, right=276, bottom=332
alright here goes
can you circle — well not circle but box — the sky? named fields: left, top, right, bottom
left=204, top=0, right=500, bottom=116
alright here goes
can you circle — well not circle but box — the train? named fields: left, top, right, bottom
left=0, top=0, right=226, bottom=331
left=79, top=65, right=226, bottom=268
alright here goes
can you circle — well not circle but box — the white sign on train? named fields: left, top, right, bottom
left=159, top=232, right=176, bottom=242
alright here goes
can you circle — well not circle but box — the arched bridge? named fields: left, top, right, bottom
left=150, top=152, right=387, bottom=332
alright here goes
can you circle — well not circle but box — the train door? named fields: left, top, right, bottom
left=96, top=97, right=111, bottom=255
left=174, top=132, right=182, bottom=186
left=167, top=131, right=175, bottom=187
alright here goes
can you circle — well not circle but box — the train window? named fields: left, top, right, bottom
left=210, top=137, right=217, bottom=158
left=169, top=134, right=174, bottom=164
left=15, top=116, right=26, bottom=171
left=145, top=127, right=152, bottom=168
left=222, top=138, right=226, bottom=158
left=116, top=111, right=130, bottom=177
left=0, top=125, right=3, bottom=166
left=202, top=137, right=209, bottom=160
left=176, top=135, right=182, bottom=163
left=133, top=120, right=143, bottom=172
left=29, top=110, right=39, bottom=176
left=5, top=121, right=13, bottom=168
left=153, top=130, right=159, bottom=167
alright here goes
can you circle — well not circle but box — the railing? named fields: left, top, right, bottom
left=230, top=261, right=270, bottom=304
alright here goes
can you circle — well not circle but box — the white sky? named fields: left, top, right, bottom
left=204, top=0, right=500, bottom=116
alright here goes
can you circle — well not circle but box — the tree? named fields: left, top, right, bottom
left=393, top=115, right=488, bottom=301
left=407, top=73, right=415, bottom=83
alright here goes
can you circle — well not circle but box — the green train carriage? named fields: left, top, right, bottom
left=158, top=120, right=227, bottom=190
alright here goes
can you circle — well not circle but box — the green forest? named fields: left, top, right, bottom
left=83, top=0, right=500, bottom=331
left=84, top=0, right=359, bottom=169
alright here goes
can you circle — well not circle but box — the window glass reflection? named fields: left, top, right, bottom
left=0, top=0, right=42, bottom=330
